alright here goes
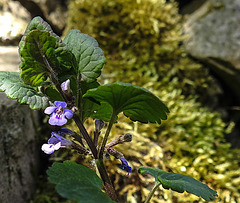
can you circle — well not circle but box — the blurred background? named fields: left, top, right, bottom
left=0, top=0, right=240, bottom=202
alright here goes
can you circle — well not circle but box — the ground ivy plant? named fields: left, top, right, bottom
left=0, top=17, right=218, bottom=202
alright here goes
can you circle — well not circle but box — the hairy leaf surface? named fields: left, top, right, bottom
left=63, top=29, right=105, bottom=83
left=19, top=30, right=76, bottom=86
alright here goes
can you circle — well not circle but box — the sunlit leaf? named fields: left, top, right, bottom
left=63, top=29, right=105, bottom=83
left=19, top=30, right=76, bottom=86
left=19, top=16, right=61, bottom=53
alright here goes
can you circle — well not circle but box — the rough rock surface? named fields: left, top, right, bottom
left=0, top=0, right=31, bottom=45
left=183, top=0, right=240, bottom=102
left=0, top=0, right=69, bottom=45
left=0, top=46, right=20, bottom=72
left=0, top=92, right=39, bottom=203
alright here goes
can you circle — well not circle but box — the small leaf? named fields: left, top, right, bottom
left=83, top=82, right=169, bottom=124
left=47, top=161, right=114, bottom=203
left=0, top=71, right=49, bottom=109
left=63, top=29, right=105, bottom=83
left=138, top=166, right=218, bottom=201
left=19, top=30, right=76, bottom=86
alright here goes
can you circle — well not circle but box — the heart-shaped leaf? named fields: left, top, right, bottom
left=47, top=161, right=114, bottom=203
left=0, top=71, right=49, bottom=109
left=63, top=29, right=105, bottom=83
left=83, top=82, right=169, bottom=124
left=19, top=30, right=76, bottom=86
left=138, top=166, right=218, bottom=201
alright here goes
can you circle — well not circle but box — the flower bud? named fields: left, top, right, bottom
left=95, top=119, right=105, bottom=133
left=61, top=79, right=71, bottom=93
left=119, top=133, right=132, bottom=143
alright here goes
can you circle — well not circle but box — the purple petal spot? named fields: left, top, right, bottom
left=44, top=101, right=73, bottom=126
left=119, top=157, right=132, bottom=175
left=61, top=79, right=70, bottom=92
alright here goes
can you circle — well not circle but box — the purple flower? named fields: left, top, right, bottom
left=44, top=101, right=73, bottom=126
left=119, top=157, right=132, bottom=175
left=41, top=132, right=72, bottom=154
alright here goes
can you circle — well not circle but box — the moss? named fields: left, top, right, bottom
left=64, top=0, right=240, bottom=202
left=64, top=0, right=217, bottom=100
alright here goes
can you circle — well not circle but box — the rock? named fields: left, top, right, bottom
left=183, top=0, right=240, bottom=102
left=176, top=0, right=207, bottom=14
left=0, top=0, right=69, bottom=45
left=16, top=0, right=69, bottom=35
left=0, top=0, right=31, bottom=45
left=0, top=92, right=39, bottom=203
left=0, top=46, right=20, bottom=72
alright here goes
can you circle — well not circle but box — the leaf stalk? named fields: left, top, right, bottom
left=144, top=182, right=161, bottom=203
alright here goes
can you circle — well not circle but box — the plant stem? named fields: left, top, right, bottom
left=96, top=159, right=118, bottom=202
left=94, top=113, right=119, bottom=201
left=144, top=182, right=161, bottom=203
left=73, top=115, right=98, bottom=159
left=44, top=56, right=116, bottom=200
left=98, top=113, right=116, bottom=159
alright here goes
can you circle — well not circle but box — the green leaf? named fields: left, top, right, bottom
left=19, top=30, right=76, bottom=86
left=138, top=166, right=218, bottom=201
left=47, top=161, right=115, bottom=203
left=19, top=16, right=61, bottom=54
left=83, top=82, right=169, bottom=124
left=0, top=71, right=49, bottom=109
left=84, top=102, right=115, bottom=123
left=44, top=86, right=63, bottom=102
left=63, top=29, right=105, bottom=83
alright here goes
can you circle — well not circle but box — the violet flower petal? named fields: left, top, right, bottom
left=44, top=106, right=56, bottom=115
left=48, top=113, right=67, bottom=126
left=54, top=101, right=67, bottom=108
left=41, top=144, right=56, bottom=154
left=64, top=109, right=73, bottom=119
left=61, top=79, right=70, bottom=91
left=119, top=157, right=132, bottom=174
left=48, top=132, right=72, bottom=146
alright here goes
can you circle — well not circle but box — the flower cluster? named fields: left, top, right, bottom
left=42, top=80, right=132, bottom=175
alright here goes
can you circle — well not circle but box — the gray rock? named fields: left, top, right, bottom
left=16, top=0, right=69, bottom=35
left=0, top=46, right=20, bottom=72
left=0, top=0, right=31, bottom=45
left=183, top=0, right=240, bottom=101
left=0, top=0, right=69, bottom=45
left=0, top=92, right=39, bottom=203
